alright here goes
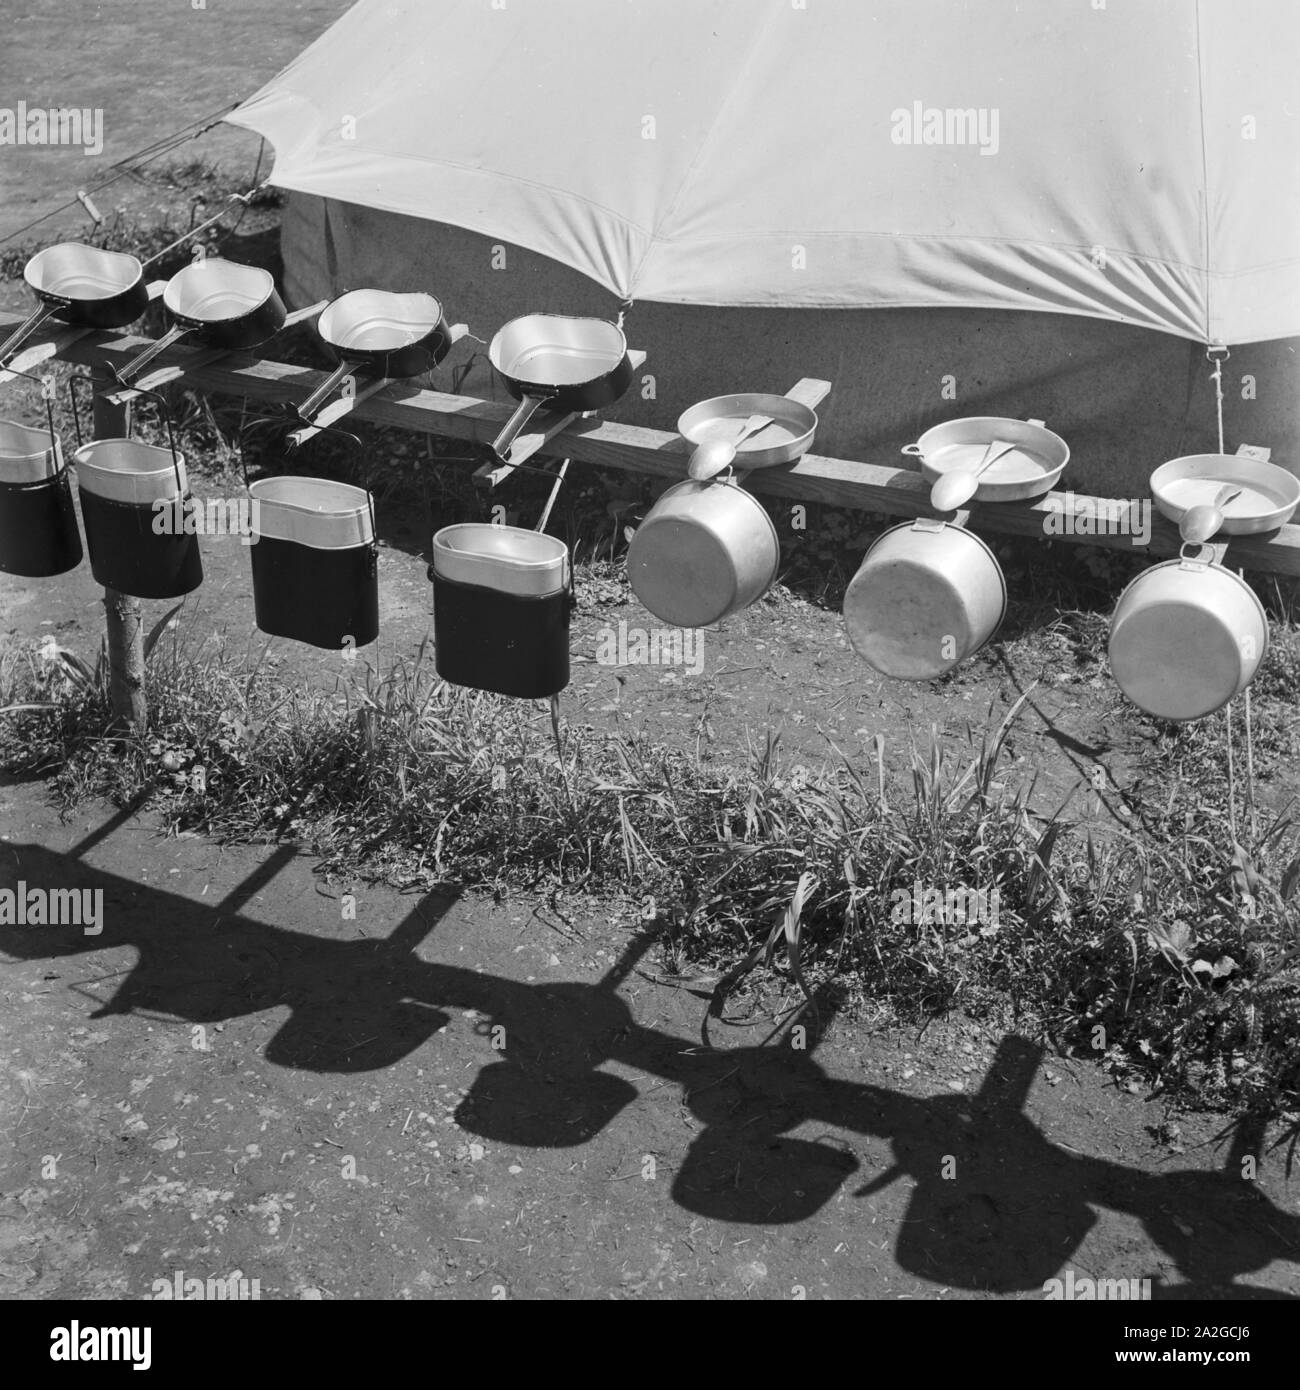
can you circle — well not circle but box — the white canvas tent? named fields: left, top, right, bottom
left=228, top=0, right=1300, bottom=491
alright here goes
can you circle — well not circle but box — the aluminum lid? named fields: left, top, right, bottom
left=0, top=419, right=64, bottom=484
left=248, top=476, right=375, bottom=549
left=73, top=439, right=188, bottom=504
left=432, top=523, right=569, bottom=597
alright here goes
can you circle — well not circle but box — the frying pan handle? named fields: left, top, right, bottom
left=295, top=358, right=359, bottom=423
left=783, top=377, right=831, bottom=410
left=113, top=322, right=192, bottom=385
left=492, top=392, right=551, bottom=462
left=0, top=301, right=59, bottom=366
left=900, top=443, right=924, bottom=458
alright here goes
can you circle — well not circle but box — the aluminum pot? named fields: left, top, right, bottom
left=73, top=438, right=202, bottom=598
left=296, top=289, right=462, bottom=422
left=488, top=314, right=632, bottom=462
left=626, top=478, right=779, bottom=628
left=430, top=523, right=573, bottom=698
left=114, top=259, right=286, bottom=384
left=1108, top=549, right=1267, bottom=722
left=843, top=517, right=1006, bottom=680
left=247, top=476, right=378, bottom=650
left=0, top=244, right=148, bottom=364
left=0, top=419, right=81, bottom=576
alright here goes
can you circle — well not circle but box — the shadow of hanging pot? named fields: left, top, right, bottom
left=73, top=439, right=202, bottom=599
left=0, top=418, right=82, bottom=577
left=247, top=476, right=379, bottom=651
left=454, top=1061, right=638, bottom=1147
left=671, top=1124, right=860, bottom=1224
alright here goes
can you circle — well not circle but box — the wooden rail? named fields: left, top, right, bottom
left=4, top=313, right=1300, bottom=578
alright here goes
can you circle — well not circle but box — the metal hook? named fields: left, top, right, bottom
left=128, top=383, right=185, bottom=499
left=65, top=371, right=99, bottom=448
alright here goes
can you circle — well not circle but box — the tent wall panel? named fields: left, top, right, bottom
left=284, top=193, right=1300, bottom=498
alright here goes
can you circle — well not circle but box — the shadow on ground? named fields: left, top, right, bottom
left=3, top=833, right=1297, bottom=1300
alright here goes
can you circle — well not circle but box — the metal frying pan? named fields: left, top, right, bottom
left=1149, top=454, right=1300, bottom=535
left=677, top=387, right=821, bottom=471
left=295, top=289, right=462, bottom=422
left=113, top=259, right=286, bottom=385
left=0, top=244, right=148, bottom=365
left=488, top=314, right=632, bottom=462
left=902, top=416, right=1070, bottom=503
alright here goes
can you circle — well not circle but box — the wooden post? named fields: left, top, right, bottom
left=92, top=373, right=147, bottom=732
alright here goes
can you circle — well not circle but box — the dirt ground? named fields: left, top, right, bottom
left=3, top=520, right=1300, bottom=1301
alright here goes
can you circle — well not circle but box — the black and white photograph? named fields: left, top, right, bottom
left=0, top=0, right=1297, bottom=1346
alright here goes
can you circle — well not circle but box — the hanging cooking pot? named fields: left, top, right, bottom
left=73, top=433, right=202, bottom=599
left=843, top=517, right=1007, bottom=680
left=0, top=244, right=148, bottom=365
left=488, top=314, right=632, bottom=462
left=626, top=478, right=779, bottom=628
left=246, top=476, right=379, bottom=651
left=112, top=259, right=286, bottom=385
left=901, top=416, right=1070, bottom=503
left=431, top=524, right=572, bottom=698
left=294, top=289, right=463, bottom=423
left=0, top=416, right=82, bottom=577
left=1108, top=542, right=1268, bottom=722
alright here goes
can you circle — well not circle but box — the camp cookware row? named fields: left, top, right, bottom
left=2, top=328, right=1292, bottom=723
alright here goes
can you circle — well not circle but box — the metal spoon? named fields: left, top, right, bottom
left=688, top=412, right=776, bottom=480
left=1179, top=485, right=1243, bottom=545
left=929, top=439, right=1019, bottom=511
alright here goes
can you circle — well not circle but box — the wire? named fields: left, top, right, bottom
left=0, top=103, right=242, bottom=248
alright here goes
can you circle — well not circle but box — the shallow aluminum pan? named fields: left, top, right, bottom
left=73, top=439, right=188, bottom=505
left=26, top=242, right=143, bottom=303
left=490, top=315, right=628, bottom=387
left=163, top=259, right=278, bottom=323
left=432, top=523, right=569, bottom=597
left=1149, top=454, right=1300, bottom=535
left=676, top=392, right=819, bottom=469
left=902, top=416, right=1069, bottom=502
left=248, top=477, right=375, bottom=550
left=319, top=290, right=446, bottom=354
left=0, top=419, right=64, bottom=484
